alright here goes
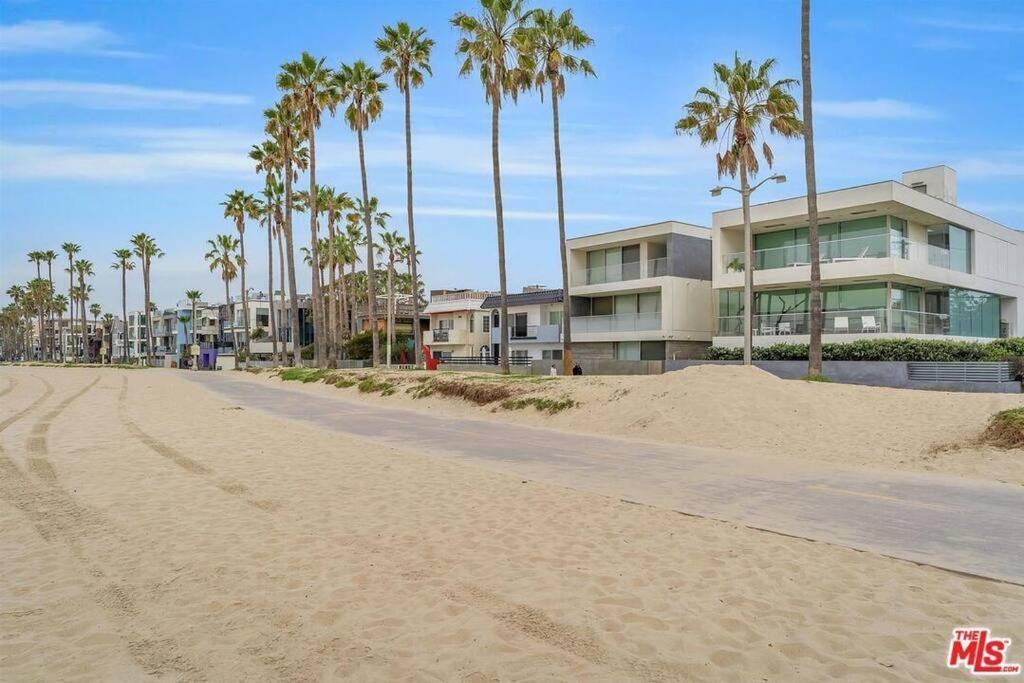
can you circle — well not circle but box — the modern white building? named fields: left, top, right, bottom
left=711, top=166, right=1023, bottom=346
left=566, top=221, right=714, bottom=360
left=422, top=289, right=494, bottom=360
left=482, top=287, right=564, bottom=362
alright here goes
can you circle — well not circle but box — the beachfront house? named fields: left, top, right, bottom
left=422, top=289, right=493, bottom=361
left=482, top=286, right=564, bottom=362
left=711, top=166, right=1024, bottom=346
left=565, top=221, right=715, bottom=361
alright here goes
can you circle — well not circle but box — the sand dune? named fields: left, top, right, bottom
left=1, top=366, right=1021, bottom=681
left=250, top=365, right=1024, bottom=485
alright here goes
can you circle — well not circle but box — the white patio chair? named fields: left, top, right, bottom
left=777, top=321, right=792, bottom=335
left=758, top=323, right=776, bottom=336
left=861, top=315, right=881, bottom=333
left=833, top=316, right=849, bottom=334
left=833, top=245, right=872, bottom=263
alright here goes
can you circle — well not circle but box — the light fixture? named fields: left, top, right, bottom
left=773, top=174, right=787, bottom=184
left=710, top=187, right=723, bottom=197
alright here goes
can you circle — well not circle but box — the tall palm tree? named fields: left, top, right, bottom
left=111, top=248, right=135, bottom=363
left=251, top=140, right=285, bottom=367
left=27, top=251, right=44, bottom=359
left=73, top=259, right=94, bottom=361
left=6, top=285, right=26, bottom=359
left=186, top=289, right=203, bottom=348
left=802, top=0, right=822, bottom=377
left=320, top=187, right=354, bottom=361
left=101, top=313, right=115, bottom=363
left=377, top=22, right=434, bottom=367
left=222, top=189, right=257, bottom=360
left=675, top=55, right=801, bottom=365
left=336, top=60, right=387, bottom=366
left=277, top=53, right=339, bottom=368
left=40, top=250, right=58, bottom=360
left=89, top=302, right=101, bottom=335
left=26, top=278, right=50, bottom=360
left=60, top=242, right=81, bottom=359
left=52, top=293, right=68, bottom=362
left=250, top=195, right=280, bottom=366
left=205, top=234, right=242, bottom=364
left=452, top=0, right=536, bottom=374
left=529, top=9, right=594, bottom=375
left=377, top=230, right=407, bottom=366
left=264, top=102, right=307, bottom=367
left=343, top=219, right=364, bottom=338
left=130, top=233, right=164, bottom=367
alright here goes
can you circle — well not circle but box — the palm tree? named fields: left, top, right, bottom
left=343, top=219, right=364, bottom=338
left=6, top=285, right=26, bottom=359
left=264, top=102, right=307, bottom=367
left=52, top=294, right=68, bottom=361
left=377, top=230, right=408, bottom=366
left=802, top=0, right=822, bottom=377
left=40, top=250, right=58, bottom=360
left=277, top=53, right=339, bottom=369
left=529, top=9, right=594, bottom=375
left=60, top=242, right=81, bottom=359
left=332, top=232, right=358, bottom=353
left=336, top=60, right=387, bottom=367
left=186, top=289, right=203, bottom=349
left=320, top=187, right=354, bottom=361
left=222, top=189, right=257, bottom=360
left=27, top=251, right=44, bottom=359
left=73, top=259, right=94, bottom=361
left=205, top=235, right=242, bottom=363
left=251, top=140, right=284, bottom=367
left=129, top=233, right=164, bottom=367
left=675, top=55, right=801, bottom=365
left=377, top=22, right=434, bottom=367
left=89, top=302, right=101, bottom=338
left=101, top=313, right=115, bottom=363
left=111, top=248, right=134, bottom=363
left=452, top=0, right=536, bottom=374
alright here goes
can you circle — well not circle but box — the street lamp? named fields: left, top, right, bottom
left=709, top=173, right=786, bottom=365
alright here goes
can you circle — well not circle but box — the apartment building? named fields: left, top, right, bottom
left=482, top=287, right=564, bottom=362
left=422, top=289, right=494, bottom=360
left=565, top=221, right=714, bottom=361
left=711, top=166, right=1023, bottom=346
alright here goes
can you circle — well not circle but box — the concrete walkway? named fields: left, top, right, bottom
left=185, top=372, right=1024, bottom=585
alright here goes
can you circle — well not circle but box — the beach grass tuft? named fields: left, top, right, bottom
left=500, top=396, right=577, bottom=414
left=980, top=407, right=1024, bottom=449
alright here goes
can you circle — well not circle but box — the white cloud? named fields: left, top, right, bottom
left=815, top=99, right=939, bottom=120
left=0, top=19, right=145, bottom=57
left=0, top=80, right=251, bottom=109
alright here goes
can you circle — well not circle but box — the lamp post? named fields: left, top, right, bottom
left=711, top=173, right=786, bottom=365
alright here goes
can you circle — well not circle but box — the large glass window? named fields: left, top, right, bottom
left=614, top=341, right=640, bottom=360
left=948, top=288, right=999, bottom=337
left=586, top=245, right=641, bottom=283
left=927, top=224, right=972, bottom=273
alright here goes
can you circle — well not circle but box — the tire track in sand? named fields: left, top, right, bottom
left=0, top=376, right=17, bottom=398
left=0, top=371, right=211, bottom=680
left=25, top=374, right=101, bottom=483
left=117, top=376, right=281, bottom=513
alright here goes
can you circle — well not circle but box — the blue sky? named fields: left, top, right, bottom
left=1, top=0, right=1022, bottom=312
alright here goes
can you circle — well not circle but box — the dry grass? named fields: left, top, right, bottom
left=980, top=407, right=1024, bottom=449
left=426, top=379, right=515, bottom=405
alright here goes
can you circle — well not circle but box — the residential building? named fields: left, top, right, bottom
left=422, top=289, right=494, bottom=360
left=126, top=310, right=148, bottom=359
left=566, top=221, right=714, bottom=361
left=482, top=286, right=564, bottom=361
left=353, top=296, right=430, bottom=336
left=711, top=166, right=1024, bottom=346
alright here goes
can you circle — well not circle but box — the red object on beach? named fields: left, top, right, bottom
left=423, top=345, right=438, bottom=371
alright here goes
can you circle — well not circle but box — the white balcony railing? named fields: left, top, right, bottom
left=571, top=311, right=661, bottom=333
left=716, top=307, right=955, bottom=336
left=573, top=260, right=641, bottom=285
left=721, top=234, right=962, bottom=273
left=647, top=257, right=669, bottom=277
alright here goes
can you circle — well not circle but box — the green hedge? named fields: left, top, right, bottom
left=703, top=338, right=1024, bottom=362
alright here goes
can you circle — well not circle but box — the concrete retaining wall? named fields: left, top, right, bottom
left=664, top=360, right=1021, bottom=393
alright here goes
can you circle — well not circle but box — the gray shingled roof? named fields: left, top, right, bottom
left=481, top=288, right=563, bottom=309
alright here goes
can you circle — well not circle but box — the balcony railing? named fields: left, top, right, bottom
left=647, top=257, right=669, bottom=277
left=490, top=324, right=562, bottom=344
left=573, top=260, right=641, bottom=285
left=722, top=234, right=959, bottom=273
left=571, top=311, right=660, bottom=333
left=431, top=328, right=450, bottom=343
left=716, top=307, right=955, bottom=336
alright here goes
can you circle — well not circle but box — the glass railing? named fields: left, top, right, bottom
left=723, top=234, right=893, bottom=272
left=573, top=260, right=642, bottom=285
left=647, top=257, right=669, bottom=277
left=716, top=308, right=954, bottom=336
left=571, top=311, right=660, bottom=333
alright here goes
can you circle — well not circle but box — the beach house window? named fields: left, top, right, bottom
left=548, top=310, right=562, bottom=326
left=613, top=341, right=640, bottom=360
left=927, top=224, right=972, bottom=273
left=469, top=315, right=475, bottom=333
left=542, top=349, right=563, bottom=360
left=482, top=314, right=490, bottom=333
left=256, top=308, right=270, bottom=327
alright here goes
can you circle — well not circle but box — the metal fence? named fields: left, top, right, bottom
left=440, top=356, right=532, bottom=366
left=907, top=362, right=1012, bottom=382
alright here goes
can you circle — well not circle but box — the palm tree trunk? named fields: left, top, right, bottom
left=338, top=261, right=349, bottom=358
left=144, top=263, right=154, bottom=367
left=238, top=222, right=250, bottom=366
left=284, top=158, right=302, bottom=368
left=739, top=162, right=753, bottom=366
left=276, top=219, right=288, bottom=366
left=67, top=256, right=75, bottom=361
left=357, top=127, right=379, bottom=367
left=226, top=277, right=239, bottom=365
left=327, top=215, right=338, bottom=365
left=403, top=83, right=423, bottom=367
left=349, top=262, right=358, bottom=338
left=490, top=95, right=510, bottom=375
left=803, top=0, right=822, bottom=376
left=191, top=301, right=197, bottom=347
left=121, top=265, right=128, bottom=363
left=550, top=90, right=573, bottom=376
left=46, top=262, right=54, bottom=361
left=386, top=259, right=394, bottom=366
left=267, top=217, right=279, bottom=368
left=307, top=130, right=325, bottom=369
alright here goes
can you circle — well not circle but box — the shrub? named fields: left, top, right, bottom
left=500, top=396, right=577, bottom=414
left=428, top=379, right=513, bottom=405
left=980, top=407, right=1024, bottom=449
left=344, top=330, right=413, bottom=362
left=357, top=376, right=396, bottom=395
left=703, top=338, right=1024, bottom=363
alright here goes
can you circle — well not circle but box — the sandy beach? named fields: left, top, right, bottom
left=1, top=365, right=1022, bottom=681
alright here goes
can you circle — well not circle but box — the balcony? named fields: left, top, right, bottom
left=722, top=235, right=959, bottom=273
left=489, top=324, right=562, bottom=344
left=573, top=261, right=641, bottom=286
left=716, top=308, right=957, bottom=337
left=570, top=312, right=661, bottom=333
left=425, top=328, right=475, bottom=346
